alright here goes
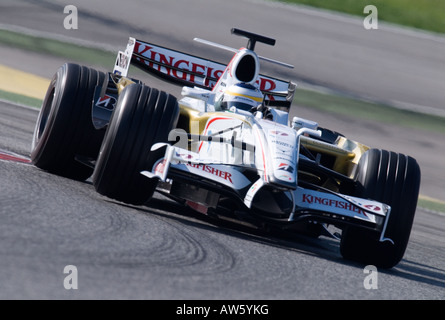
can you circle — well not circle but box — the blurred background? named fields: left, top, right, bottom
left=0, top=0, right=444, bottom=300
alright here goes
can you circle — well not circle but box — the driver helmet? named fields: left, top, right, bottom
left=217, top=83, right=263, bottom=111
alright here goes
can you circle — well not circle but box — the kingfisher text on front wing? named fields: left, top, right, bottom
left=176, top=304, right=269, bottom=317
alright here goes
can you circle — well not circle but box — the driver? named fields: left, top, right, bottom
left=215, top=83, right=273, bottom=120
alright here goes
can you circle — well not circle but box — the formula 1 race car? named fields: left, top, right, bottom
left=31, top=28, right=421, bottom=268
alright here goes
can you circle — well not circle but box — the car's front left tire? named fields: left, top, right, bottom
left=92, top=83, right=179, bottom=205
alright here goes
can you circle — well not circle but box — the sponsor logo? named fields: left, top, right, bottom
left=187, top=163, right=233, bottom=184
left=116, top=52, right=129, bottom=70
left=134, top=42, right=223, bottom=87
left=301, top=194, right=369, bottom=216
left=277, top=162, right=294, bottom=173
left=270, top=140, right=292, bottom=148
left=363, top=204, right=381, bottom=212
left=95, top=94, right=117, bottom=111
left=133, top=42, right=279, bottom=95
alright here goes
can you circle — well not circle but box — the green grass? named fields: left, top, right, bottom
left=418, top=197, right=445, bottom=215
left=0, top=89, right=42, bottom=109
left=0, top=29, right=115, bottom=68
left=278, top=0, right=445, bottom=34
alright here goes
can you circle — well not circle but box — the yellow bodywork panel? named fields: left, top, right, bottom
left=115, top=77, right=136, bottom=94
left=177, top=105, right=214, bottom=135
left=336, top=136, right=370, bottom=171
left=301, top=135, right=369, bottom=177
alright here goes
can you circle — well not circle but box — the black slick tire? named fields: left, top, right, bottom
left=31, top=63, right=106, bottom=180
left=340, top=149, right=421, bottom=268
left=92, top=83, right=179, bottom=205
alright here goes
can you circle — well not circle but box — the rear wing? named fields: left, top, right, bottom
left=113, top=37, right=296, bottom=111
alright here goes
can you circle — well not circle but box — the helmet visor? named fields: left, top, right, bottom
left=221, top=95, right=260, bottom=111
left=221, top=101, right=257, bottom=111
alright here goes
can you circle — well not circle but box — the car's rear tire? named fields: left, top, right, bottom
left=340, top=149, right=421, bottom=268
left=31, top=63, right=106, bottom=180
left=92, top=83, right=179, bottom=205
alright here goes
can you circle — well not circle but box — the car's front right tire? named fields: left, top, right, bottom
left=340, top=149, right=421, bottom=268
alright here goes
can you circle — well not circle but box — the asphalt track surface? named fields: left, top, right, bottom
left=0, top=0, right=444, bottom=300
left=1, top=101, right=445, bottom=300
